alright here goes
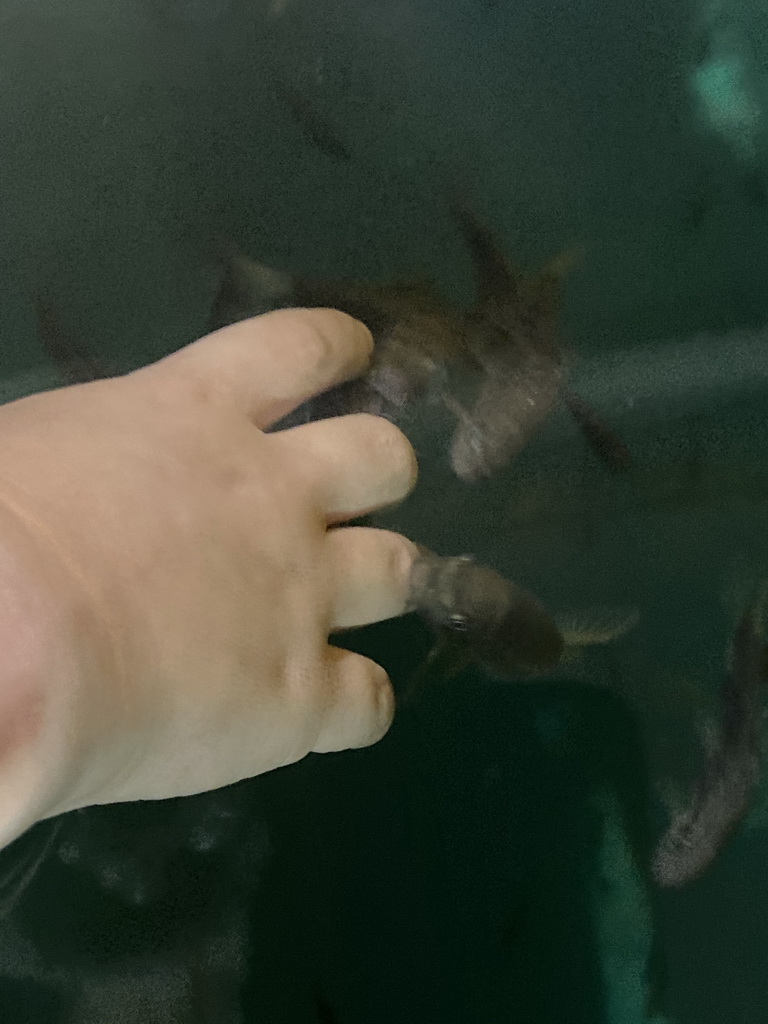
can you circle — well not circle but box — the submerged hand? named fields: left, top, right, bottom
left=0, top=308, right=418, bottom=846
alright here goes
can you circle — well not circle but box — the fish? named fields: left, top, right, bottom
left=208, top=203, right=629, bottom=481
left=273, top=77, right=352, bottom=164
left=651, top=600, right=768, bottom=888
left=402, top=546, right=565, bottom=702
left=206, top=249, right=295, bottom=339
left=444, top=201, right=568, bottom=480
left=447, top=202, right=628, bottom=479
left=402, top=552, right=641, bottom=704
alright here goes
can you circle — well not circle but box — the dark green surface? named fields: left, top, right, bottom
left=0, top=0, right=767, bottom=1021
left=246, top=615, right=653, bottom=1024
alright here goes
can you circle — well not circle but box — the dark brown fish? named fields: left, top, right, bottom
left=208, top=204, right=629, bottom=482
left=403, top=546, right=564, bottom=702
left=448, top=203, right=629, bottom=479
left=273, top=77, right=352, bottom=164
left=446, top=202, right=572, bottom=480
left=652, top=603, right=767, bottom=888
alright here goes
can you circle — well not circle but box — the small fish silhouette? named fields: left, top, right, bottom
left=273, top=76, right=352, bottom=164
left=652, top=600, right=768, bottom=887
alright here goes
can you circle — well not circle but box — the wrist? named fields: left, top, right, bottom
left=0, top=497, right=117, bottom=846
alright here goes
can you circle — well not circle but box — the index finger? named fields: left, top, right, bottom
left=147, top=307, right=374, bottom=428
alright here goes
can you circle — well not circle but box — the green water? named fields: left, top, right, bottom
left=0, top=0, right=767, bottom=1021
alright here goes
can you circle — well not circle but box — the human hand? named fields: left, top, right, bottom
left=0, top=308, right=418, bottom=845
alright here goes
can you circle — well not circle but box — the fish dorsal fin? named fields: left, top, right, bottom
left=450, top=201, right=519, bottom=306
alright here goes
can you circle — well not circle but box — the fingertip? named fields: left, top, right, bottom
left=278, top=412, right=418, bottom=520
left=326, top=527, right=419, bottom=628
left=316, top=307, right=375, bottom=368
left=357, top=658, right=396, bottom=748
left=264, top=307, right=374, bottom=386
left=312, top=648, right=395, bottom=754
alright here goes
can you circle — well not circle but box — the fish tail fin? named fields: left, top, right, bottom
left=556, top=607, right=641, bottom=648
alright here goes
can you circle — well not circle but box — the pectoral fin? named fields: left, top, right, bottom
left=401, top=637, right=473, bottom=705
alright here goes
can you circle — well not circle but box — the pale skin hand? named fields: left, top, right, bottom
left=0, top=308, right=419, bottom=847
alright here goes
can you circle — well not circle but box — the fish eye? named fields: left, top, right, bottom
left=449, top=613, right=469, bottom=632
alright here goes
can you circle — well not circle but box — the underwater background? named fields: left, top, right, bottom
left=0, top=0, right=768, bottom=1021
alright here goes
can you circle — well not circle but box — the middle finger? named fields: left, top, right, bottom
left=273, top=413, right=418, bottom=523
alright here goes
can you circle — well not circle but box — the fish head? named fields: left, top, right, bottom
left=415, top=557, right=563, bottom=676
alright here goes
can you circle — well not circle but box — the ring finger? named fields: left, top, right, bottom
left=274, top=413, right=418, bottom=523
left=324, top=526, right=419, bottom=629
